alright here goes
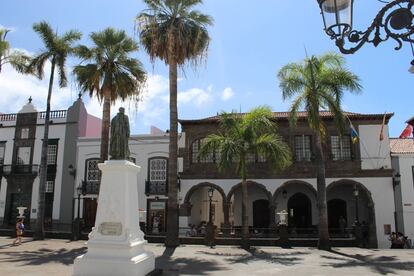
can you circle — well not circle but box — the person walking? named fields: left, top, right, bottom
left=12, top=218, right=24, bottom=245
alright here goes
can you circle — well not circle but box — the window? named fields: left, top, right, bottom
left=17, top=147, right=31, bottom=165
left=47, top=144, right=58, bottom=165
left=295, top=135, right=312, bottom=161
left=46, top=180, right=54, bottom=193
left=20, top=128, right=29, bottom=139
left=0, top=142, right=5, bottom=165
left=86, top=159, right=100, bottom=182
left=148, top=157, right=168, bottom=195
left=191, top=138, right=214, bottom=163
left=331, top=136, right=352, bottom=161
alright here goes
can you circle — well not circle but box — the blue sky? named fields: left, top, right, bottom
left=1, top=0, right=413, bottom=137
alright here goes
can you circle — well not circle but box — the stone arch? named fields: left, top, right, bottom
left=226, top=181, right=272, bottom=203
left=226, top=181, right=274, bottom=227
left=183, top=182, right=228, bottom=227
left=327, top=179, right=377, bottom=248
left=184, top=182, right=227, bottom=206
left=273, top=180, right=317, bottom=205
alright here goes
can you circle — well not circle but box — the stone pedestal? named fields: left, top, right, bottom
left=73, top=160, right=154, bottom=276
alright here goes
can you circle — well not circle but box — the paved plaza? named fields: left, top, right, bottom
left=0, top=237, right=414, bottom=275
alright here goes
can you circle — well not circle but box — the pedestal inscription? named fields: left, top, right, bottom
left=98, top=222, right=122, bottom=236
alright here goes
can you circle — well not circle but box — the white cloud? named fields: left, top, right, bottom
left=221, top=87, right=234, bottom=101
left=178, top=88, right=213, bottom=107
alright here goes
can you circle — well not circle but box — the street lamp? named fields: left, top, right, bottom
left=353, top=185, right=360, bottom=225
left=208, top=187, right=214, bottom=225
left=73, top=183, right=83, bottom=240
left=317, top=0, right=414, bottom=61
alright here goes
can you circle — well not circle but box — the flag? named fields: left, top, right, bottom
left=379, top=112, right=386, bottom=141
left=350, top=121, right=358, bottom=144
left=399, top=124, right=413, bottom=139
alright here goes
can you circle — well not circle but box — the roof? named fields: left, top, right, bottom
left=390, top=138, right=414, bottom=154
left=179, top=111, right=394, bottom=124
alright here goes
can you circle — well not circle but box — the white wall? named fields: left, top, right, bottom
left=359, top=125, right=392, bottom=170
left=393, top=154, right=414, bottom=243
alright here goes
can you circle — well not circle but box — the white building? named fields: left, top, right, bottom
left=390, top=138, right=414, bottom=243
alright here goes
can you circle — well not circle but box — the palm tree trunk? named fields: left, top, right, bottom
left=165, top=60, right=179, bottom=247
left=34, top=58, right=56, bottom=240
left=100, top=88, right=111, bottom=162
left=315, top=131, right=330, bottom=250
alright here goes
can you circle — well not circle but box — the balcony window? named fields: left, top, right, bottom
left=331, top=135, right=352, bottom=161
left=0, top=142, right=5, bottom=165
left=86, top=159, right=100, bottom=183
left=17, top=147, right=31, bottom=165
left=47, top=144, right=58, bottom=165
left=20, top=128, right=29, bottom=139
left=295, top=135, right=312, bottom=162
left=191, top=138, right=215, bottom=163
left=46, top=180, right=54, bottom=193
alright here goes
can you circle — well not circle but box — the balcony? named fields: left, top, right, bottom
left=82, top=181, right=100, bottom=195
left=2, top=164, right=39, bottom=176
left=145, top=180, right=168, bottom=196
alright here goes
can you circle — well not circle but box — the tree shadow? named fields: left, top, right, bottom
left=321, top=249, right=414, bottom=275
left=197, top=247, right=308, bottom=266
left=0, top=247, right=87, bottom=266
left=151, top=247, right=228, bottom=275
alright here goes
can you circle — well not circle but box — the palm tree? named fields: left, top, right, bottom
left=278, top=52, right=362, bottom=250
left=199, top=106, right=292, bottom=249
left=0, top=28, right=31, bottom=74
left=73, top=28, right=146, bottom=162
left=137, top=0, right=213, bottom=247
left=26, top=21, right=81, bottom=239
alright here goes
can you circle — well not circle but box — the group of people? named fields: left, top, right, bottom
left=186, top=221, right=207, bottom=237
left=389, top=232, right=410, bottom=249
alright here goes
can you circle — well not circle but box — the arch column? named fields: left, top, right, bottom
left=269, top=204, right=276, bottom=228
left=222, top=201, right=231, bottom=234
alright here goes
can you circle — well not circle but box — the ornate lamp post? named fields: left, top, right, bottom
left=317, top=0, right=414, bottom=64
left=206, top=187, right=215, bottom=248
left=353, top=185, right=360, bottom=225
left=208, top=187, right=214, bottom=225
left=73, top=184, right=83, bottom=240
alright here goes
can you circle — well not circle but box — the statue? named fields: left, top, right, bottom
left=110, top=107, right=130, bottom=160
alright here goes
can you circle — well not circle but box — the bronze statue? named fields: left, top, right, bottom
left=110, top=107, right=130, bottom=160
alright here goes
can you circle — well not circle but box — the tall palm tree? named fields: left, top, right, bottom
left=73, top=28, right=146, bottom=162
left=278, top=52, right=362, bottom=250
left=0, top=28, right=31, bottom=74
left=199, top=106, right=292, bottom=249
left=137, top=0, right=213, bottom=247
left=27, top=21, right=81, bottom=240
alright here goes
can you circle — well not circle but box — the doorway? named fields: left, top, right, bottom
left=287, top=193, right=312, bottom=228
left=83, top=198, right=97, bottom=230
left=253, top=199, right=270, bottom=228
left=328, top=199, right=347, bottom=228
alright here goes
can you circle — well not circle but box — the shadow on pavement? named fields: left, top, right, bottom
left=198, top=247, right=308, bottom=266
left=153, top=247, right=227, bottom=275
left=0, top=247, right=87, bottom=266
left=322, top=249, right=414, bottom=275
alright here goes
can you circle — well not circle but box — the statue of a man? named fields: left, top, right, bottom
left=110, top=107, right=130, bottom=160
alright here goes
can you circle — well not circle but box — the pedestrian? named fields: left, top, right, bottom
left=339, top=216, right=346, bottom=234
left=361, top=221, right=369, bottom=248
left=12, top=218, right=24, bottom=246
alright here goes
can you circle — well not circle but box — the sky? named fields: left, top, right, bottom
left=1, top=0, right=413, bottom=137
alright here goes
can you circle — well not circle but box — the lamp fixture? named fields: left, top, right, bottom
left=317, top=0, right=414, bottom=62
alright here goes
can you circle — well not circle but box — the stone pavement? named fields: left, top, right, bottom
left=0, top=237, right=414, bottom=275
